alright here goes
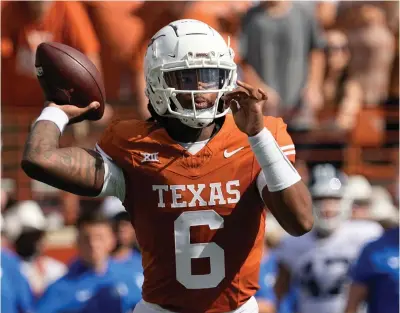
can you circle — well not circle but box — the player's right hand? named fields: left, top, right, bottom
left=45, top=101, right=100, bottom=124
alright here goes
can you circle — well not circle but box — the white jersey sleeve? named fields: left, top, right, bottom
left=95, top=144, right=126, bottom=202
left=341, top=220, right=384, bottom=249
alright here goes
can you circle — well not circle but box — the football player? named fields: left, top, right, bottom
left=275, top=164, right=382, bottom=313
left=345, top=225, right=399, bottom=313
left=21, top=19, right=313, bottom=313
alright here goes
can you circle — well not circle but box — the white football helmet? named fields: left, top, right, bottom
left=343, top=175, right=372, bottom=201
left=340, top=175, right=372, bottom=213
left=310, top=164, right=349, bottom=234
left=144, top=19, right=237, bottom=128
left=369, top=186, right=399, bottom=224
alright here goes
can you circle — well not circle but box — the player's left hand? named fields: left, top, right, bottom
left=222, top=80, right=267, bottom=137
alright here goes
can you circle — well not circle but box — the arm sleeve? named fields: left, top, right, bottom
left=95, top=144, right=126, bottom=202
left=95, top=121, right=128, bottom=201
left=256, top=118, right=297, bottom=194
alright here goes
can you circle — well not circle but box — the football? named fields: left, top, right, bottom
left=35, top=42, right=105, bottom=122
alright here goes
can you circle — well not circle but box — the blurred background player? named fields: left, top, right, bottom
left=274, top=164, right=383, bottom=313
left=36, top=210, right=141, bottom=313
left=3, top=200, right=66, bottom=297
left=284, top=164, right=382, bottom=313
left=345, top=225, right=399, bottom=313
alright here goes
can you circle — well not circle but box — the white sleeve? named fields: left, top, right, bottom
left=95, top=144, right=126, bottom=202
left=350, top=221, right=384, bottom=247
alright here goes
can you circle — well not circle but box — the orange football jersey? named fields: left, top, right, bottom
left=98, top=114, right=296, bottom=313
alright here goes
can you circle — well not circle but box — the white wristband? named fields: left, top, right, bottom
left=35, top=106, right=69, bottom=133
left=249, top=128, right=301, bottom=192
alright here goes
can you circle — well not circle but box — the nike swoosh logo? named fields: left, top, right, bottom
left=224, top=147, right=244, bottom=158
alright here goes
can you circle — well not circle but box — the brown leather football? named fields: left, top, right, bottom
left=35, top=42, right=105, bottom=122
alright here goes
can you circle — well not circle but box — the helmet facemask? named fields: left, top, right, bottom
left=147, top=62, right=236, bottom=128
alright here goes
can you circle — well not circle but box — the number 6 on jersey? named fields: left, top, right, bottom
left=174, top=210, right=225, bottom=289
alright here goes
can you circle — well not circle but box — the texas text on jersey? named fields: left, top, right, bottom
left=96, top=114, right=296, bottom=313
